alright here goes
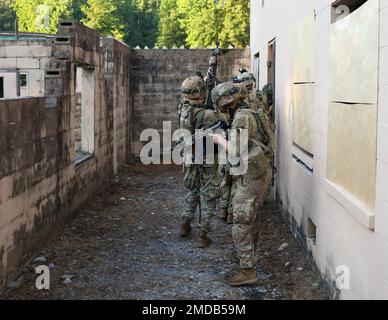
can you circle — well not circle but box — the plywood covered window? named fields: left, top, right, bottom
left=327, top=0, right=378, bottom=213
left=291, top=12, right=316, bottom=158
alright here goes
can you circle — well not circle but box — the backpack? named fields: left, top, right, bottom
left=178, top=101, right=204, bottom=134
left=246, top=108, right=276, bottom=157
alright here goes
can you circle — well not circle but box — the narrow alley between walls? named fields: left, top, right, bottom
left=1, top=164, right=329, bottom=300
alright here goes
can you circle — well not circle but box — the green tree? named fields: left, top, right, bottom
left=177, top=0, right=222, bottom=48
left=81, top=0, right=124, bottom=40
left=157, top=0, right=186, bottom=48
left=218, top=0, right=250, bottom=48
left=0, top=0, right=16, bottom=32
left=13, top=0, right=72, bottom=34
left=71, top=0, right=87, bottom=21
left=127, top=0, right=160, bottom=48
left=158, top=0, right=249, bottom=48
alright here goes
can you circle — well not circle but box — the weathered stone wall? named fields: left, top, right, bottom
left=0, top=23, right=133, bottom=289
left=131, top=48, right=251, bottom=154
left=0, top=23, right=250, bottom=288
left=0, top=96, right=73, bottom=287
left=102, top=38, right=133, bottom=174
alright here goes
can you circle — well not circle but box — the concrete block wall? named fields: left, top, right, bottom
left=0, top=96, right=73, bottom=288
left=251, top=0, right=388, bottom=299
left=102, top=38, right=133, bottom=174
left=0, top=23, right=133, bottom=289
left=131, top=48, right=251, bottom=154
left=0, top=22, right=251, bottom=289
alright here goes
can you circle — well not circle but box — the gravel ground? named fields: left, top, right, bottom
left=0, top=163, right=330, bottom=300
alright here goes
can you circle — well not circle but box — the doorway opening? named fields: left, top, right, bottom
left=0, top=77, right=4, bottom=98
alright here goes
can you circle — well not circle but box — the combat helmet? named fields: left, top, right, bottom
left=212, top=82, right=242, bottom=112
left=181, top=76, right=206, bottom=103
left=237, top=71, right=256, bottom=88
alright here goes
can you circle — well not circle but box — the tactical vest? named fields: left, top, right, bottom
left=178, top=101, right=205, bottom=134
left=235, top=106, right=275, bottom=162
left=178, top=100, right=220, bottom=165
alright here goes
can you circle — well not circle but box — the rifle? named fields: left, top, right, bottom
left=171, top=120, right=231, bottom=152
left=205, top=41, right=222, bottom=109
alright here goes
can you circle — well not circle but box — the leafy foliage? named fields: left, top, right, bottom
left=81, top=0, right=124, bottom=40
left=158, top=0, right=249, bottom=48
left=218, top=0, right=250, bottom=48
left=1, top=0, right=249, bottom=47
left=12, top=0, right=72, bottom=33
left=124, top=0, right=160, bottom=48
left=0, top=0, right=16, bottom=32
left=157, top=0, right=186, bottom=48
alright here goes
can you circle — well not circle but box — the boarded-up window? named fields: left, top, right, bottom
left=327, top=0, right=378, bottom=210
left=291, top=12, right=315, bottom=156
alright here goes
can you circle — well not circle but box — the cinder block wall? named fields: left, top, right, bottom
left=0, top=97, right=71, bottom=287
left=101, top=38, right=133, bottom=174
left=0, top=23, right=133, bottom=289
left=0, top=23, right=250, bottom=288
left=131, top=48, right=251, bottom=154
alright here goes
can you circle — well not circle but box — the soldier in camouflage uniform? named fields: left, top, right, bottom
left=178, top=76, right=222, bottom=248
left=210, top=82, right=273, bottom=286
left=218, top=110, right=233, bottom=223
left=219, top=73, right=274, bottom=224
left=237, top=71, right=276, bottom=157
left=262, top=82, right=274, bottom=120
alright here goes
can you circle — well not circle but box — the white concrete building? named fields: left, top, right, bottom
left=0, top=37, right=52, bottom=99
left=251, top=0, right=388, bottom=299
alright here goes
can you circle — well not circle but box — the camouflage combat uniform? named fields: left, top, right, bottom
left=220, top=83, right=273, bottom=224
left=179, top=102, right=222, bottom=234
left=218, top=111, right=233, bottom=221
left=219, top=73, right=268, bottom=225
left=229, top=100, right=273, bottom=270
left=210, top=82, right=274, bottom=285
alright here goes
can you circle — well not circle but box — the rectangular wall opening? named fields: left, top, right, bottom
left=291, top=12, right=316, bottom=161
left=267, top=39, right=276, bottom=120
left=292, top=143, right=314, bottom=174
left=327, top=0, right=378, bottom=216
left=75, top=66, right=95, bottom=166
left=0, top=77, right=4, bottom=98
left=253, top=52, right=260, bottom=89
left=307, top=218, right=317, bottom=246
left=331, top=0, right=368, bottom=23
left=19, top=73, right=28, bottom=97
left=267, top=40, right=276, bottom=88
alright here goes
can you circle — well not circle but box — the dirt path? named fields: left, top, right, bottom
left=1, top=164, right=329, bottom=300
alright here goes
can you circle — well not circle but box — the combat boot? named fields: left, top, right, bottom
left=197, top=230, right=212, bottom=248
left=225, top=268, right=257, bottom=286
left=180, top=218, right=192, bottom=237
left=225, top=251, right=239, bottom=264
left=227, top=214, right=233, bottom=225
left=219, top=208, right=228, bottom=220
